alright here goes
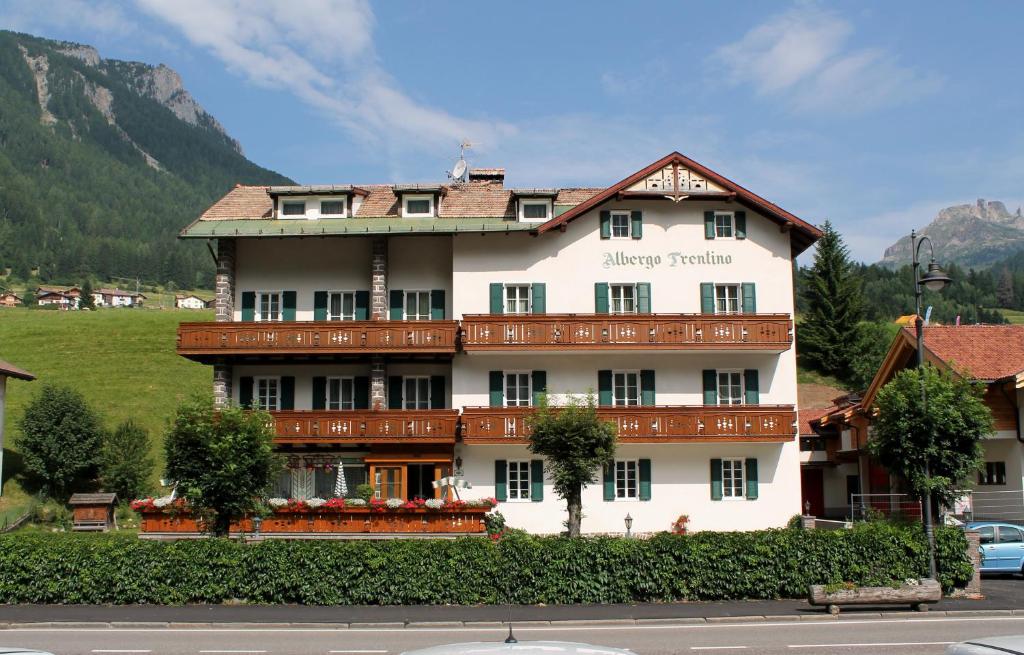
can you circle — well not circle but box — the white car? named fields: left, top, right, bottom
left=0, top=650, right=56, bottom=655
left=946, top=636, right=1024, bottom=655
left=401, top=641, right=637, bottom=655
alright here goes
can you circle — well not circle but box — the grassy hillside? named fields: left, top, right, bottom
left=0, top=308, right=212, bottom=498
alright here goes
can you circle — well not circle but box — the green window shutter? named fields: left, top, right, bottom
left=280, top=376, right=295, bottom=410
left=594, top=282, right=609, bottom=313
left=700, top=283, right=715, bottom=314
left=355, top=291, right=370, bottom=320
left=354, top=376, right=369, bottom=410
left=640, top=370, right=656, bottom=406
left=430, top=375, right=445, bottom=409
left=489, top=283, right=504, bottom=314
left=241, top=292, right=255, bottom=321
left=639, top=459, right=652, bottom=501
left=387, top=376, right=403, bottom=409
left=600, top=210, right=611, bottom=239
left=603, top=464, right=615, bottom=501
left=312, top=376, right=326, bottom=410
left=745, top=458, right=759, bottom=500
left=495, top=460, right=507, bottom=502
left=313, top=291, right=328, bottom=321
left=637, top=282, right=651, bottom=313
left=389, top=290, right=404, bottom=320
left=704, top=211, right=716, bottom=239
left=741, top=283, right=756, bottom=313
left=702, top=370, right=718, bottom=405
left=735, top=211, right=747, bottom=239
left=239, top=376, right=253, bottom=408
left=744, top=369, right=760, bottom=405
left=631, top=210, right=643, bottom=239
left=710, top=459, right=723, bottom=500
left=531, top=370, right=547, bottom=406
left=531, top=283, right=546, bottom=314
left=430, top=290, right=445, bottom=320
left=598, top=370, right=613, bottom=406
left=530, top=460, right=544, bottom=502
left=282, top=291, right=297, bottom=321
left=489, top=370, right=504, bottom=407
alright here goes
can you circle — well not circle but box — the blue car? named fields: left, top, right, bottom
left=968, top=521, right=1024, bottom=574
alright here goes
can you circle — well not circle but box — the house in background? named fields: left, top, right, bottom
left=0, top=291, right=22, bottom=307
left=808, top=325, right=1024, bottom=523
left=92, top=288, right=145, bottom=307
left=175, top=294, right=211, bottom=310
left=36, top=285, right=81, bottom=310
left=0, top=359, right=35, bottom=497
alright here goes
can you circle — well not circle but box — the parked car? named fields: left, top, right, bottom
left=946, top=635, right=1024, bottom=655
left=967, top=521, right=1024, bottom=574
left=0, top=649, right=57, bottom=655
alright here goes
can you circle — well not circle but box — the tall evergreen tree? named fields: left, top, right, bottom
left=79, top=278, right=95, bottom=310
left=798, top=221, right=865, bottom=377
left=996, top=268, right=1014, bottom=308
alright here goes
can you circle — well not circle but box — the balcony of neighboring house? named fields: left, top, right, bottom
left=460, top=405, right=797, bottom=444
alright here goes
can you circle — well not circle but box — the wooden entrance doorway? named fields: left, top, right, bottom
left=801, top=467, right=825, bottom=517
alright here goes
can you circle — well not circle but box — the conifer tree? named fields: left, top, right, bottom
left=798, top=221, right=865, bottom=377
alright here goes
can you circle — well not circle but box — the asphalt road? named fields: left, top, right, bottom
left=3, top=615, right=1024, bottom=655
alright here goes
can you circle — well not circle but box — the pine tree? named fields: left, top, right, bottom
left=79, top=278, right=95, bottom=310
left=798, top=221, right=865, bottom=378
left=996, top=268, right=1014, bottom=308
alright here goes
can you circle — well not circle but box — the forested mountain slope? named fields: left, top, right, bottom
left=0, top=30, right=292, bottom=288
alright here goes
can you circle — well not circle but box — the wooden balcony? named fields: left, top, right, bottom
left=460, top=405, right=797, bottom=444
left=459, top=313, right=792, bottom=352
left=177, top=320, right=459, bottom=360
left=272, top=409, right=458, bottom=444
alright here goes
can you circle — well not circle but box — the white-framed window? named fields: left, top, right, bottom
left=403, top=376, right=430, bottom=410
left=611, top=211, right=631, bottom=238
left=508, top=460, right=531, bottom=501
left=722, top=458, right=745, bottom=499
left=615, top=460, right=638, bottom=500
left=402, top=194, right=434, bottom=217
left=715, top=284, right=740, bottom=314
left=404, top=290, right=431, bottom=320
left=327, top=377, right=355, bottom=411
left=320, top=198, right=347, bottom=217
left=979, top=461, right=1006, bottom=486
left=504, top=284, right=531, bottom=315
left=519, top=200, right=551, bottom=222
left=254, top=377, right=280, bottom=411
left=613, top=371, right=639, bottom=406
left=328, top=291, right=356, bottom=321
left=505, top=372, right=532, bottom=407
left=281, top=200, right=306, bottom=218
left=715, top=212, right=734, bottom=238
left=609, top=284, right=636, bottom=314
left=717, top=371, right=744, bottom=405
left=256, top=291, right=282, bottom=322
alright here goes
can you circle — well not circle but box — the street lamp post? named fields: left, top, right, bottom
left=910, top=229, right=952, bottom=580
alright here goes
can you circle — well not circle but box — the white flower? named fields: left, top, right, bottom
left=346, top=498, right=367, bottom=507
left=152, top=495, right=174, bottom=508
left=305, top=498, right=326, bottom=508
left=385, top=498, right=404, bottom=509
left=425, top=498, right=445, bottom=509
left=267, top=498, right=289, bottom=507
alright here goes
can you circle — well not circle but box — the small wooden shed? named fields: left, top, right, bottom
left=69, top=493, right=118, bottom=531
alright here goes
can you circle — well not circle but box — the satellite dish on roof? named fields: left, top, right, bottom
left=451, top=158, right=467, bottom=181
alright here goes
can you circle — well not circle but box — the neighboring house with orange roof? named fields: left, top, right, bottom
left=36, top=285, right=81, bottom=310
left=0, top=359, right=35, bottom=497
left=0, top=290, right=22, bottom=307
left=809, top=325, right=1024, bottom=521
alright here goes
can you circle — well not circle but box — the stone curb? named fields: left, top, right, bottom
left=0, top=609, right=1019, bottom=630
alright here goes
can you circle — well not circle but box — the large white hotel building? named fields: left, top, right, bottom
left=177, top=152, right=821, bottom=534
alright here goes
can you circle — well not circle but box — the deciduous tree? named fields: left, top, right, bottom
left=100, top=419, right=153, bottom=501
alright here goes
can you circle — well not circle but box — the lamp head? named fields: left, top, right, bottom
left=921, top=261, right=952, bottom=292
left=624, top=513, right=633, bottom=530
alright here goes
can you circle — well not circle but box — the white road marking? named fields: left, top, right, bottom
left=788, top=643, right=955, bottom=648
left=328, top=651, right=389, bottom=653
left=91, top=651, right=152, bottom=653
left=199, top=651, right=267, bottom=654
left=691, top=647, right=748, bottom=650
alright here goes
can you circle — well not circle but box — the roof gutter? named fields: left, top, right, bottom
left=997, top=378, right=1024, bottom=444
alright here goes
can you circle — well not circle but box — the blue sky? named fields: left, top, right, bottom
left=4, top=1, right=1023, bottom=262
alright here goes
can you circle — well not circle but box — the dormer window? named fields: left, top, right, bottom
left=281, top=201, right=306, bottom=218
left=521, top=201, right=550, bottom=221
left=402, top=194, right=434, bottom=218
left=320, top=200, right=346, bottom=217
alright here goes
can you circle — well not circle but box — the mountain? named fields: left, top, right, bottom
left=0, top=30, right=292, bottom=288
left=880, top=199, right=1024, bottom=269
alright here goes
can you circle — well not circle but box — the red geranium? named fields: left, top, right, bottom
left=324, top=497, right=347, bottom=511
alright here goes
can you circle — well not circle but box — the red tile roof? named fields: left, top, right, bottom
left=800, top=407, right=834, bottom=435
left=915, top=325, right=1024, bottom=381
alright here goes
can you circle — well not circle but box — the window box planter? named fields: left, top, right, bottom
left=808, top=578, right=941, bottom=614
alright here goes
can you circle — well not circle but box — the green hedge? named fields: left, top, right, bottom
left=0, top=524, right=972, bottom=605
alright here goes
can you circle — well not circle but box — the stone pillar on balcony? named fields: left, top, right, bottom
left=213, top=358, right=232, bottom=408
left=370, top=237, right=388, bottom=409
left=215, top=238, right=236, bottom=323
left=370, top=357, right=386, bottom=410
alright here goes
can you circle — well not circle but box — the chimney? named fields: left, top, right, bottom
left=468, top=168, right=505, bottom=187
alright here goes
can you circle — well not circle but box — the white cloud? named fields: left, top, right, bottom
left=3, top=0, right=138, bottom=37
left=713, top=5, right=940, bottom=114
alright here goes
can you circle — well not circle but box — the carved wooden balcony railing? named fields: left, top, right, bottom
left=459, top=314, right=792, bottom=351
left=271, top=409, right=458, bottom=444
left=177, top=320, right=459, bottom=359
left=460, top=405, right=797, bottom=444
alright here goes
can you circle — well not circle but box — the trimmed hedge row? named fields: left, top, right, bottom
left=0, top=523, right=972, bottom=605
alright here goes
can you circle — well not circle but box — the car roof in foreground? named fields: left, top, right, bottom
left=400, top=641, right=636, bottom=655
left=948, top=636, right=1024, bottom=655
left=0, top=649, right=54, bottom=655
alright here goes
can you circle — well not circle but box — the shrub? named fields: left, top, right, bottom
left=0, top=524, right=973, bottom=605
left=355, top=483, right=374, bottom=501
left=100, top=419, right=153, bottom=501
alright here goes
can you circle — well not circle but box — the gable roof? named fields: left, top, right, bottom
left=0, top=359, right=34, bottom=381
left=536, top=152, right=822, bottom=255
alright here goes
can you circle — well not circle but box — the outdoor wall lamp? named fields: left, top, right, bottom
left=624, top=513, right=633, bottom=538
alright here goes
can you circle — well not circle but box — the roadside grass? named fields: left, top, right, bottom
left=0, top=307, right=213, bottom=493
